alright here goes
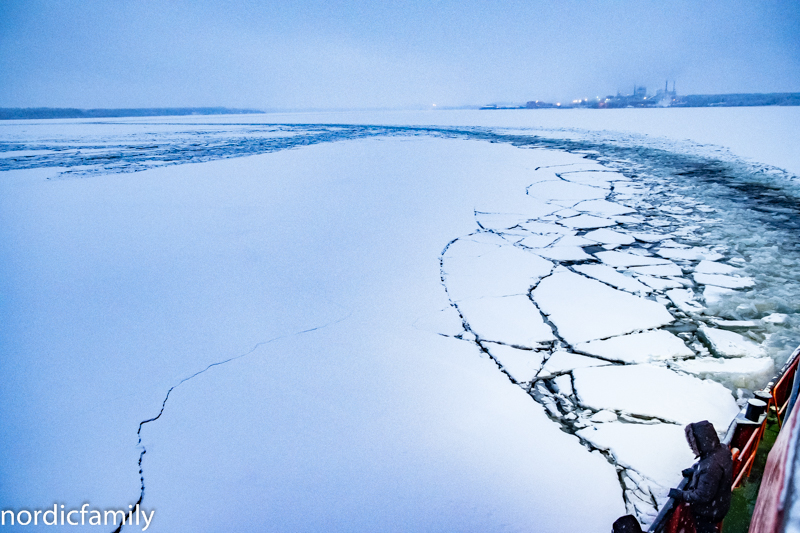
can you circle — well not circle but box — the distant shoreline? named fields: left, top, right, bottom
left=0, top=107, right=265, bottom=120
left=483, top=92, right=800, bottom=110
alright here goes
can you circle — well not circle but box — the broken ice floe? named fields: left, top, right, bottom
left=694, top=272, right=755, bottom=289
left=572, top=364, right=739, bottom=429
left=595, top=251, right=672, bottom=268
left=573, top=264, right=652, bottom=295
left=698, top=325, right=764, bottom=358
left=666, top=288, right=705, bottom=314
left=656, top=247, right=725, bottom=262
left=442, top=235, right=553, bottom=301
left=537, top=350, right=611, bottom=377
left=575, top=199, right=636, bottom=216
left=456, top=295, right=554, bottom=348
left=437, top=153, right=796, bottom=526
left=486, top=344, right=546, bottom=383
left=583, top=228, right=636, bottom=245
left=574, top=330, right=693, bottom=364
left=526, top=180, right=607, bottom=201
left=695, top=260, right=741, bottom=275
left=673, top=357, right=775, bottom=390
left=703, top=285, right=738, bottom=306
left=533, top=271, right=674, bottom=344
left=558, top=214, right=617, bottom=229
left=576, top=422, right=695, bottom=492
left=530, top=246, right=593, bottom=261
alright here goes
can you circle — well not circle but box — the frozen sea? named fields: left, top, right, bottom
left=1, top=108, right=799, bottom=532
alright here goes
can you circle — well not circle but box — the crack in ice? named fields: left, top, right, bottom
left=113, top=314, right=351, bottom=533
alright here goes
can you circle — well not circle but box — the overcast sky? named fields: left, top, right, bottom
left=1, top=0, right=799, bottom=110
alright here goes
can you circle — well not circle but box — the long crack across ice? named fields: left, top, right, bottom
left=114, top=315, right=350, bottom=533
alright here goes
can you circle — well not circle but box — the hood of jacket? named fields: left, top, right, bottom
left=685, top=420, right=720, bottom=458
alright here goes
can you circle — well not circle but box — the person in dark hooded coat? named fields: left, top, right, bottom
left=668, top=420, right=733, bottom=533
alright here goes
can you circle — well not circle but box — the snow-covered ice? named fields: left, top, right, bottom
left=673, top=357, right=775, bottom=390
left=530, top=246, right=593, bottom=261
left=698, top=325, right=765, bottom=358
left=533, top=271, right=674, bottom=344
left=442, top=235, right=553, bottom=301
left=526, top=179, right=607, bottom=201
left=695, top=260, right=741, bottom=275
left=486, top=344, right=546, bottom=383
left=558, top=214, right=617, bottom=229
left=573, top=264, right=652, bottom=294
left=656, top=247, right=725, bottom=262
left=583, top=228, right=636, bottom=245
left=574, top=330, right=694, bottom=363
left=694, top=272, right=755, bottom=289
left=456, top=295, right=555, bottom=348
left=666, top=288, right=705, bottom=314
left=595, top=251, right=672, bottom=267
left=3, top=108, right=799, bottom=532
left=573, top=364, right=739, bottom=429
left=628, top=264, right=684, bottom=277
left=575, top=199, right=636, bottom=216
left=576, top=422, right=696, bottom=491
left=537, top=350, right=612, bottom=377
left=704, top=285, right=738, bottom=305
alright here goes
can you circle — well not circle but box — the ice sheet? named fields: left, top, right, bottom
left=532, top=271, right=674, bottom=344
left=635, top=275, right=685, bottom=291
left=693, top=273, right=755, bottom=289
left=703, top=285, right=737, bottom=305
left=0, top=138, right=629, bottom=533
left=526, top=180, right=607, bottom=201
left=456, top=295, right=555, bottom=348
left=442, top=236, right=553, bottom=301
left=583, top=228, right=636, bottom=245
left=486, top=344, right=546, bottom=383
left=666, top=288, right=705, bottom=314
left=5, top=108, right=799, bottom=532
left=558, top=214, right=617, bottom=229
left=537, top=351, right=612, bottom=377
left=656, top=247, right=725, bottom=262
left=574, top=330, right=694, bottom=363
left=673, top=357, right=775, bottom=390
left=627, top=264, right=684, bottom=277
left=698, top=326, right=764, bottom=358
left=595, top=251, right=672, bottom=268
left=573, top=264, right=652, bottom=294
left=560, top=170, right=629, bottom=183
left=576, top=422, right=696, bottom=490
left=574, top=199, right=636, bottom=216
left=573, top=364, right=739, bottom=429
left=530, top=246, right=593, bottom=261
left=632, top=233, right=669, bottom=243
left=695, top=261, right=741, bottom=275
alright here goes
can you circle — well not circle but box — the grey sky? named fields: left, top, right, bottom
left=1, top=0, right=799, bottom=109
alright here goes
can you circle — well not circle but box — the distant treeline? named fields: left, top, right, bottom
left=0, top=107, right=265, bottom=120
left=674, top=93, right=800, bottom=107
